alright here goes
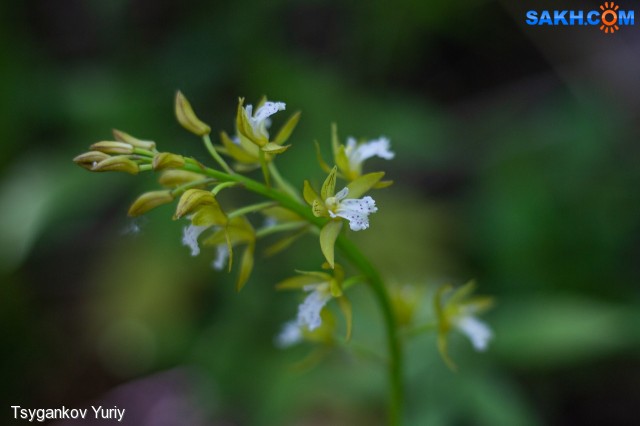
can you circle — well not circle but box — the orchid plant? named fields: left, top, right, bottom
left=74, top=92, right=494, bottom=425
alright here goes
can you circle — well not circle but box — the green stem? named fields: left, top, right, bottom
left=212, top=181, right=238, bottom=195
left=256, top=222, right=306, bottom=238
left=268, top=162, right=302, bottom=202
left=203, top=134, right=235, bottom=174
left=170, top=178, right=217, bottom=197
left=258, top=150, right=271, bottom=187
left=228, top=201, right=276, bottom=219
left=175, top=161, right=403, bottom=425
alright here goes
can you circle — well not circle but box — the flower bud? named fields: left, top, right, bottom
left=128, top=190, right=174, bottom=217
left=92, top=155, right=139, bottom=175
left=174, top=189, right=218, bottom=219
left=90, top=141, right=134, bottom=155
left=112, top=129, right=156, bottom=151
left=152, top=152, right=185, bottom=171
left=73, top=151, right=111, bottom=170
left=158, top=170, right=208, bottom=187
left=175, top=91, right=211, bottom=136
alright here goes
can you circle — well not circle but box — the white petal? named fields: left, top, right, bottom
left=335, top=187, right=349, bottom=201
left=181, top=224, right=210, bottom=256
left=345, top=137, right=357, bottom=153
left=211, top=244, right=229, bottom=271
left=297, top=289, right=331, bottom=331
left=348, top=137, right=395, bottom=168
left=253, top=101, right=286, bottom=123
left=456, top=316, right=493, bottom=352
left=335, top=196, right=377, bottom=231
left=275, top=320, right=303, bottom=348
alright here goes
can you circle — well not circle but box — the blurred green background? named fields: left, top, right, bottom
left=1, top=0, right=640, bottom=425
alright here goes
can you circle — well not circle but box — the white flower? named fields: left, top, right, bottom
left=455, top=315, right=493, bottom=351
left=275, top=320, right=303, bottom=348
left=345, top=136, right=394, bottom=171
left=244, top=101, right=286, bottom=139
left=181, top=224, right=210, bottom=256
left=211, top=244, right=229, bottom=271
left=297, top=283, right=332, bottom=331
left=326, top=187, right=377, bottom=231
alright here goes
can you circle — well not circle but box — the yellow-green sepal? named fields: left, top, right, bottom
left=314, top=141, right=333, bottom=173
left=321, top=166, right=338, bottom=199
left=261, top=142, right=290, bottom=154
left=236, top=243, right=255, bottom=291
left=275, top=274, right=328, bottom=290
left=337, top=296, right=352, bottom=341
left=220, top=131, right=257, bottom=163
left=335, top=145, right=351, bottom=178
left=236, top=98, right=267, bottom=147
left=320, top=220, right=342, bottom=268
left=346, top=172, right=385, bottom=198
left=263, top=227, right=307, bottom=257
left=303, top=180, right=321, bottom=206
left=273, top=111, right=300, bottom=145
left=174, top=189, right=227, bottom=225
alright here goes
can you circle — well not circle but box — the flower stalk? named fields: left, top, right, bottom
left=128, top=153, right=405, bottom=424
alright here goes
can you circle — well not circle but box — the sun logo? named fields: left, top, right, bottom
left=600, top=2, right=620, bottom=33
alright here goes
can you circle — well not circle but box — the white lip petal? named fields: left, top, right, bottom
left=335, top=196, right=377, bottom=231
left=275, top=320, right=303, bottom=348
left=456, top=316, right=493, bottom=351
left=297, top=288, right=331, bottom=331
left=253, top=101, right=286, bottom=123
left=347, top=136, right=395, bottom=169
left=181, top=224, right=210, bottom=256
left=212, top=244, right=229, bottom=271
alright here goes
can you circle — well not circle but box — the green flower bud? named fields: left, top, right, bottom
left=90, top=141, right=134, bottom=155
left=175, top=91, right=211, bottom=136
left=112, top=129, right=156, bottom=151
left=128, top=190, right=174, bottom=217
left=73, top=151, right=111, bottom=170
left=152, top=152, right=185, bottom=171
left=158, top=170, right=208, bottom=187
left=92, top=156, right=139, bottom=175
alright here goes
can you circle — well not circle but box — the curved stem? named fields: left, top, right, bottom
left=176, top=161, right=403, bottom=424
left=203, top=134, right=235, bottom=174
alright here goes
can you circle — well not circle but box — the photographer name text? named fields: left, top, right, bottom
left=11, top=405, right=125, bottom=422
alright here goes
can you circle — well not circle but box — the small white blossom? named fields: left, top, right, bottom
left=297, top=283, right=331, bottom=331
left=181, top=224, right=210, bottom=256
left=244, top=101, right=286, bottom=139
left=455, top=315, right=493, bottom=351
left=345, top=136, right=394, bottom=171
left=327, top=187, right=377, bottom=231
left=275, top=320, right=303, bottom=348
left=211, top=244, right=230, bottom=271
